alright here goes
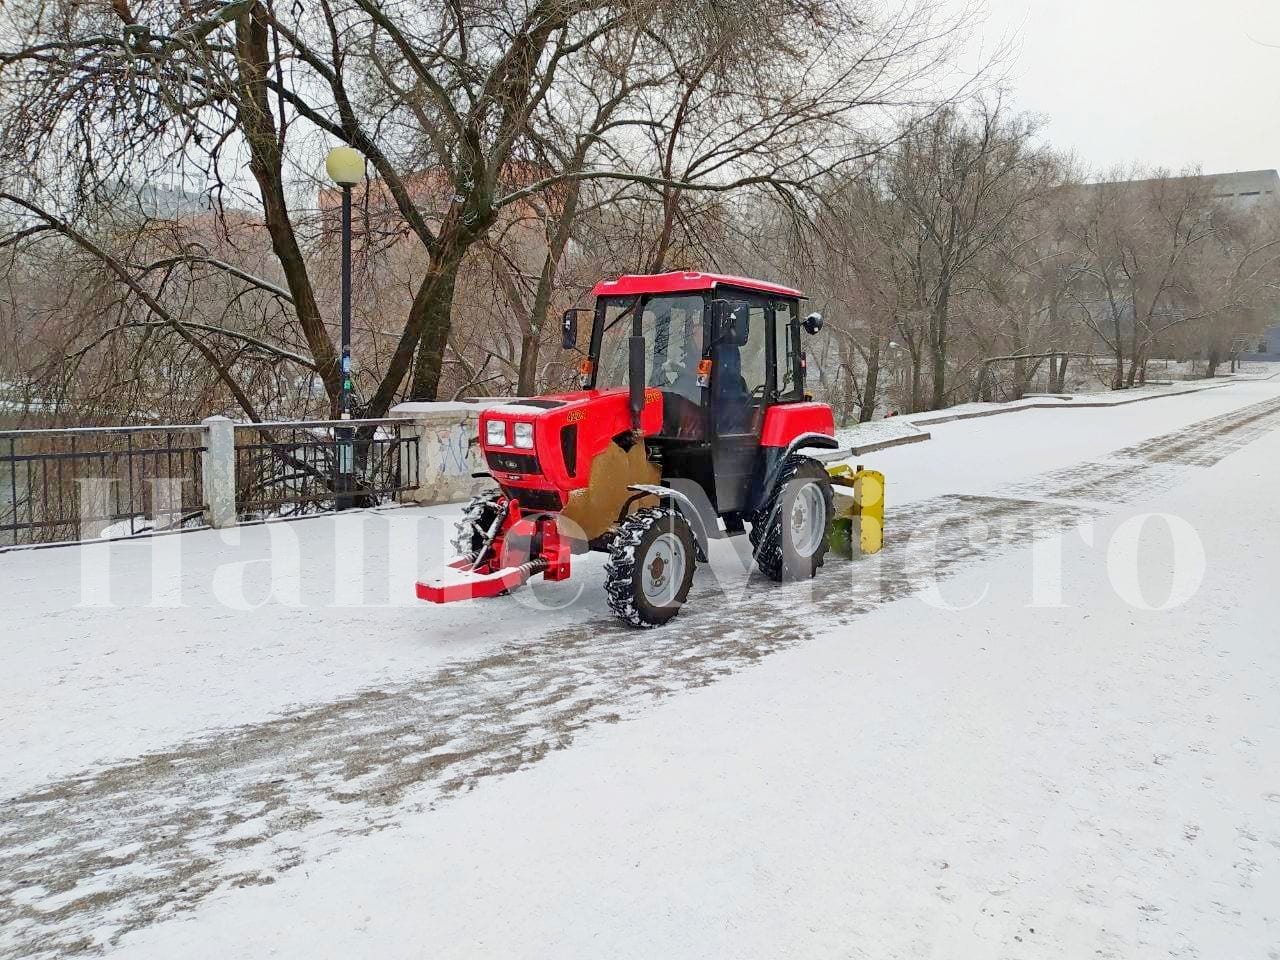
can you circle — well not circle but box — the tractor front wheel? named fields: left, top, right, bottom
left=751, top=456, right=834, bottom=582
left=604, top=506, right=696, bottom=627
left=452, top=490, right=505, bottom=561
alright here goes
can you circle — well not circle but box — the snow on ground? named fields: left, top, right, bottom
left=859, top=377, right=1280, bottom=508
left=2, top=376, right=1279, bottom=958
left=3, top=378, right=1272, bottom=796
left=105, top=423, right=1280, bottom=959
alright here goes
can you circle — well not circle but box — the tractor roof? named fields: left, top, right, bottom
left=591, top=271, right=805, bottom=300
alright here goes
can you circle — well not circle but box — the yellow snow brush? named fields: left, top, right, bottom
left=826, top=464, right=884, bottom=558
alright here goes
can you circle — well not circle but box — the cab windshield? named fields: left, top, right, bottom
left=596, top=293, right=706, bottom=404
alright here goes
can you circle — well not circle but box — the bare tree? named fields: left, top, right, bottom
left=1, top=0, right=975, bottom=424
left=879, top=100, right=1058, bottom=408
left=1063, top=169, right=1228, bottom=388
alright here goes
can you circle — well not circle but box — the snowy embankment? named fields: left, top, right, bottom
left=835, top=369, right=1275, bottom=453
left=906, top=369, right=1265, bottom=426
left=834, top=416, right=930, bottom=454
left=2, top=378, right=1279, bottom=959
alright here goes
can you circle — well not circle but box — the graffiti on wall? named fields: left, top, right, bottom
left=425, top=424, right=480, bottom=477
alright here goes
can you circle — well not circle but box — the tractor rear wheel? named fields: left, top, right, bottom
left=750, top=456, right=834, bottom=582
left=604, top=506, right=696, bottom=627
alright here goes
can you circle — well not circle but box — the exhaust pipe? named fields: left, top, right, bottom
left=628, top=334, right=645, bottom=431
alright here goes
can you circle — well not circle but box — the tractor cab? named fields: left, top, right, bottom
left=566, top=272, right=832, bottom=518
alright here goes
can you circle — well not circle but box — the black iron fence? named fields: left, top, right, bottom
left=0, top=426, right=207, bottom=547
left=0, top=417, right=421, bottom=549
left=232, top=419, right=419, bottom=519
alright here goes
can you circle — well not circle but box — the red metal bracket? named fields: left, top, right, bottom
left=417, top=506, right=573, bottom=604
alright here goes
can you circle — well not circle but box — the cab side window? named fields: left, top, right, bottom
left=714, top=292, right=769, bottom=434
left=772, top=300, right=801, bottom=401
left=739, top=300, right=769, bottom=399
left=644, top=295, right=704, bottom=404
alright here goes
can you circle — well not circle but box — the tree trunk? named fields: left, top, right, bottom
left=1012, top=308, right=1029, bottom=400
left=516, top=181, right=583, bottom=395
left=408, top=248, right=466, bottom=401
left=929, top=292, right=949, bottom=409
left=1012, top=356, right=1026, bottom=401
left=1052, top=354, right=1071, bottom=393
left=647, top=188, right=680, bottom=274
left=909, top=352, right=923, bottom=413
left=1047, top=298, right=1066, bottom=392
left=491, top=254, right=538, bottom=397
left=929, top=341, right=946, bottom=408
left=1125, top=316, right=1143, bottom=388
left=860, top=337, right=882, bottom=422
left=831, top=335, right=855, bottom=425
left=1126, top=340, right=1143, bottom=388
left=516, top=331, right=540, bottom=397
left=235, top=5, right=338, bottom=411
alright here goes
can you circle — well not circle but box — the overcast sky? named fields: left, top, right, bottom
left=964, top=0, right=1280, bottom=176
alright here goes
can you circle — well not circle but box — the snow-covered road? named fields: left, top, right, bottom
left=2, top=377, right=1279, bottom=958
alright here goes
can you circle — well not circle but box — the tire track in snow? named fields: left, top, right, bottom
left=1107, top=392, right=1280, bottom=467
left=1011, top=393, right=1280, bottom=503
left=3, top=393, right=1278, bottom=958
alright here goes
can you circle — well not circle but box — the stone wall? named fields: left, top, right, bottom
left=390, top=400, right=505, bottom=505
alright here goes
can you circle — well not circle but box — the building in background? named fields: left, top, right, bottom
left=1239, top=323, right=1280, bottom=361
left=1077, top=169, right=1280, bottom=217
left=1199, top=169, right=1280, bottom=212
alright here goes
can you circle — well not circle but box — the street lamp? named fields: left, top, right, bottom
left=325, top=146, right=365, bottom=509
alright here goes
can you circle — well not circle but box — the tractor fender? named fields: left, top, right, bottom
left=625, top=481, right=720, bottom=560
left=755, top=432, right=841, bottom=514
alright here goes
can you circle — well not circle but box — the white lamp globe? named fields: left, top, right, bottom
left=325, top=146, right=366, bottom=186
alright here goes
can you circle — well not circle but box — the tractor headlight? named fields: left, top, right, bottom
left=513, top=422, right=534, bottom=449
left=485, top=419, right=507, bottom=447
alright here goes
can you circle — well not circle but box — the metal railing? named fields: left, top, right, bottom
left=0, top=416, right=421, bottom=550
left=232, top=419, right=419, bottom=519
left=0, top=426, right=207, bottom=547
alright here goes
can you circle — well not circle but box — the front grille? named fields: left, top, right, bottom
left=559, top=424, right=578, bottom=477
left=501, top=486, right=563, bottom=512
left=485, top=450, right=540, bottom=474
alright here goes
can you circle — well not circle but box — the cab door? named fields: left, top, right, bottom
left=710, top=290, right=771, bottom=513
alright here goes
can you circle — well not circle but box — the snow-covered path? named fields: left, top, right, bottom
left=2, top=378, right=1279, bottom=958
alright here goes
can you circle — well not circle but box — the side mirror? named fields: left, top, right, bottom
left=561, top=309, right=578, bottom=350
left=803, top=312, right=824, bottom=335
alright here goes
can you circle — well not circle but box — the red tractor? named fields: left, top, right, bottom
left=417, top=271, right=846, bottom=627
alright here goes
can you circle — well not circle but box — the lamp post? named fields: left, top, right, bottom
left=325, top=146, right=365, bottom=509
